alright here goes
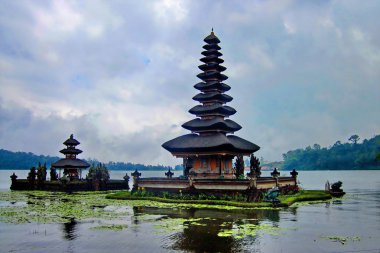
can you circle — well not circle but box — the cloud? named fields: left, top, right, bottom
left=0, top=1, right=379, bottom=165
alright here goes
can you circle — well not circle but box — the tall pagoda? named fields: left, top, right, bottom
left=52, top=134, right=90, bottom=180
left=162, top=30, right=260, bottom=179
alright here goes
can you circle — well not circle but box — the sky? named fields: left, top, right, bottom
left=0, top=0, right=379, bottom=166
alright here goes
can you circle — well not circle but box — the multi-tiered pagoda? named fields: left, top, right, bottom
left=52, top=134, right=90, bottom=180
left=162, top=30, right=260, bottom=179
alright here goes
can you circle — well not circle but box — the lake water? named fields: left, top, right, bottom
left=0, top=170, right=379, bottom=253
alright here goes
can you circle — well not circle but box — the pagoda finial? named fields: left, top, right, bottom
left=70, top=134, right=73, bottom=139
left=211, top=27, right=214, bottom=34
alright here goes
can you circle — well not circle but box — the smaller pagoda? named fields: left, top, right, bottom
left=52, top=134, right=90, bottom=180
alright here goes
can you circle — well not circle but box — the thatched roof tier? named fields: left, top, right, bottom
left=193, top=92, right=232, bottom=103
left=204, top=31, right=221, bottom=44
left=162, top=133, right=259, bottom=156
left=201, top=49, right=223, bottom=57
left=197, top=71, right=228, bottom=82
left=63, top=134, right=80, bottom=146
left=198, top=63, right=226, bottom=72
left=202, top=44, right=221, bottom=50
left=59, top=148, right=83, bottom=155
left=194, top=82, right=231, bottom=92
left=189, top=104, right=236, bottom=117
left=52, top=158, right=90, bottom=168
left=182, top=118, right=241, bottom=133
left=200, top=55, right=224, bottom=64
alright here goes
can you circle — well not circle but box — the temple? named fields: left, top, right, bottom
left=10, top=134, right=130, bottom=191
left=162, top=30, right=260, bottom=179
left=135, top=30, right=298, bottom=195
left=51, top=134, right=90, bottom=180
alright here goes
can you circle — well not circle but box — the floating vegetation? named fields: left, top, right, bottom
left=0, top=191, right=132, bottom=224
left=153, top=218, right=212, bottom=234
left=278, top=190, right=332, bottom=206
left=107, top=190, right=332, bottom=209
left=320, top=236, right=361, bottom=245
left=90, top=224, right=128, bottom=231
left=217, top=222, right=283, bottom=239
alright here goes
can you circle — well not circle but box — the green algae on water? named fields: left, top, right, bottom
left=320, top=236, right=361, bottom=245
left=153, top=217, right=211, bottom=234
left=0, top=191, right=132, bottom=224
left=217, top=222, right=283, bottom=239
left=90, top=224, right=128, bottom=231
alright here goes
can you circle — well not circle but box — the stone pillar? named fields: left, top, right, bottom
left=131, top=169, right=141, bottom=191
left=123, top=173, right=130, bottom=190
left=271, top=168, right=280, bottom=187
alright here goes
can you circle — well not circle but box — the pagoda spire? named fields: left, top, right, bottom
left=162, top=31, right=259, bottom=156
left=185, top=30, right=240, bottom=135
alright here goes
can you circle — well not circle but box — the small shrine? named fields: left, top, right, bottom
left=162, top=29, right=260, bottom=179
left=51, top=134, right=90, bottom=180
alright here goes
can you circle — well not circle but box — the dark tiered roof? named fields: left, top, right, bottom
left=189, top=104, right=236, bottom=117
left=162, top=133, right=259, bottom=155
left=162, top=30, right=259, bottom=156
left=194, top=81, right=231, bottom=92
left=59, top=148, right=83, bottom=155
left=63, top=134, right=80, bottom=146
left=52, top=134, right=90, bottom=169
left=182, top=118, right=241, bottom=133
left=52, top=158, right=90, bottom=168
left=193, top=92, right=232, bottom=103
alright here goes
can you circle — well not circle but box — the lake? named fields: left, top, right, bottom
left=0, top=170, right=379, bottom=253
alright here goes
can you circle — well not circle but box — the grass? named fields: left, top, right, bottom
left=106, top=190, right=332, bottom=208
left=278, top=190, right=332, bottom=206
left=107, top=192, right=273, bottom=208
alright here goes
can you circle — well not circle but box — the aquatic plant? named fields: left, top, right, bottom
left=0, top=191, right=131, bottom=224
left=107, top=190, right=332, bottom=208
left=320, top=236, right=361, bottom=245
left=217, top=222, right=283, bottom=239
left=90, top=224, right=128, bottom=231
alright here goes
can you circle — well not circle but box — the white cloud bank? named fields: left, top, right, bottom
left=0, top=0, right=379, bottom=166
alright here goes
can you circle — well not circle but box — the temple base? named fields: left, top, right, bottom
left=136, top=176, right=297, bottom=193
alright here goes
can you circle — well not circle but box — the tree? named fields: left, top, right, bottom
left=282, top=135, right=380, bottom=170
left=87, top=163, right=110, bottom=182
left=313, top=144, right=321, bottom=150
left=234, top=155, right=245, bottom=179
left=50, top=167, right=58, bottom=181
left=249, top=154, right=261, bottom=177
left=349, top=134, right=360, bottom=144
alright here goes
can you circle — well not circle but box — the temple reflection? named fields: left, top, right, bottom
left=132, top=206, right=291, bottom=252
left=62, top=218, right=78, bottom=241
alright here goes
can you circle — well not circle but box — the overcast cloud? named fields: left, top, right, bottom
left=0, top=0, right=379, bottom=166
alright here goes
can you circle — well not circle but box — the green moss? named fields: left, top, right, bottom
left=217, top=222, right=283, bottom=238
left=153, top=217, right=214, bottom=234
left=107, top=190, right=332, bottom=209
left=278, top=190, right=332, bottom=206
left=90, top=224, right=128, bottom=231
left=0, top=190, right=333, bottom=224
left=0, top=191, right=131, bottom=224
left=320, top=236, right=361, bottom=245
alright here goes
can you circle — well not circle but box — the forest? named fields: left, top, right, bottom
left=282, top=135, right=380, bottom=170
left=2, top=134, right=379, bottom=171
left=0, top=149, right=179, bottom=171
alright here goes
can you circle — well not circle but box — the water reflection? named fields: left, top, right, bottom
left=62, top=218, right=78, bottom=240
left=133, top=206, right=288, bottom=252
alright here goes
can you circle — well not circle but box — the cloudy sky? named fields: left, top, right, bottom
left=0, top=0, right=379, bottom=166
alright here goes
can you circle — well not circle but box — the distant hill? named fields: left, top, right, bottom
left=0, top=149, right=60, bottom=170
left=0, top=149, right=180, bottom=171
left=282, top=135, right=380, bottom=170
